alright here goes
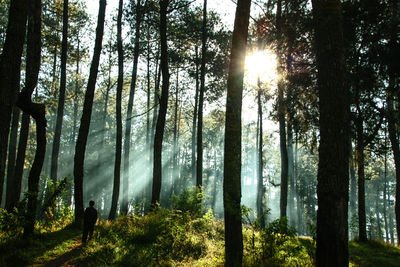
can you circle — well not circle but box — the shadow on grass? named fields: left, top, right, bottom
left=0, top=224, right=82, bottom=266
left=349, top=240, right=400, bottom=267
left=43, top=244, right=83, bottom=267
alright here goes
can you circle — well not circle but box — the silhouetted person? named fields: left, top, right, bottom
left=82, top=200, right=97, bottom=245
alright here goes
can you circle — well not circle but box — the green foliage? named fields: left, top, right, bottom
left=171, top=186, right=204, bottom=217
left=243, top=217, right=313, bottom=267
left=1, top=207, right=399, bottom=266
left=265, top=217, right=297, bottom=237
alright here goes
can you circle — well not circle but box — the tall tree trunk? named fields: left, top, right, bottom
left=276, top=0, right=289, bottom=218
left=0, top=0, right=28, bottom=207
left=376, top=185, right=382, bottom=239
left=5, top=107, right=20, bottom=210
left=50, top=0, right=68, bottom=183
left=295, top=134, right=302, bottom=234
left=7, top=112, right=30, bottom=211
left=172, top=68, right=179, bottom=197
left=356, top=118, right=367, bottom=242
left=146, top=31, right=151, bottom=158
left=151, top=0, right=170, bottom=206
left=383, top=138, right=389, bottom=242
left=196, top=0, right=207, bottom=189
left=148, top=52, right=160, bottom=205
left=388, top=187, right=395, bottom=244
left=256, top=89, right=265, bottom=228
left=387, top=0, right=400, bottom=246
left=223, top=0, right=251, bottom=265
left=287, top=119, right=295, bottom=225
left=73, top=0, right=106, bottom=225
left=109, top=0, right=124, bottom=220
left=349, top=142, right=357, bottom=220
left=66, top=32, right=80, bottom=208
left=192, top=45, right=199, bottom=185
left=44, top=38, right=58, bottom=176
left=387, top=88, right=400, bottom=245
left=312, top=0, right=349, bottom=265
left=122, top=0, right=143, bottom=215
left=16, top=0, right=45, bottom=238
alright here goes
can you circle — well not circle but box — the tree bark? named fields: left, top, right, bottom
left=73, top=0, right=106, bottom=225
left=172, top=68, right=179, bottom=196
left=0, top=0, right=28, bottom=207
left=276, top=0, right=289, bottom=219
left=349, top=143, right=357, bottom=221
left=16, top=0, right=45, bottom=238
left=356, top=118, right=367, bottom=242
left=192, top=45, right=199, bottom=185
left=196, top=0, right=207, bottom=189
left=383, top=140, right=389, bottom=242
left=5, top=107, right=20, bottom=210
left=312, top=0, right=349, bottom=265
left=387, top=0, right=400, bottom=246
left=256, top=89, right=265, bottom=229
left=7, top=112, right=30, bottom=211
left=50, top=0, right=68, bottom=183
left=387, top=89, right=400, bottom=245
left=288, top=119, right=295, bottom=225
left=223, top=0, right=251, bottom=265
left=151, top=0, right=170, bottom=206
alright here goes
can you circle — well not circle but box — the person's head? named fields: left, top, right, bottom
left=89, top=200, right=95, bottom=207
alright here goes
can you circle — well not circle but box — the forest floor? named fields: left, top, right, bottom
left=0, top=209, right=399, bottom=266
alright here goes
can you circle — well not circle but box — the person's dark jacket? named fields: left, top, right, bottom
left=83, top=206, right=97, bottom=229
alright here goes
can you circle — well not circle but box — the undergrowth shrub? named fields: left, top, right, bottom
left=171, top=187, right=204, bottom=217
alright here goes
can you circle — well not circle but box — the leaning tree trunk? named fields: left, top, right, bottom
left=196, top=0, right=207, bottom=189
left=312, top=0, right=349, bottom=266
left=50, top=0, right=68, bottom=183
left=223, top=0, right=251, bottom=265
left=16, top=0, right=45, bottom=238
left=109, top=0, right=124, bottom=220
left=151, top=0, right=170, bottom=207
left=0, top=0, right=28, bottom=206
left=73, top=0, right=106, bottom=225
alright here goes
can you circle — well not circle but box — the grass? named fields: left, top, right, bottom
left=349, top=240, right=400, bottom=267
left=0, top=208, right=399, bottom=266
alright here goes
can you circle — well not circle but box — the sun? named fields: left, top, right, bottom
left=244, top=49, right=278, bottom=89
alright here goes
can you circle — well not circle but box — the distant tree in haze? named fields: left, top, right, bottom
left=109, top=0, right=124, bottom=220
left=151, top=0, right=170, bottom=207
left=223, top=0, right=251, bottom=265
left=312, top=0, right=350, bottom=266
left=121, top=0, right=144, bottom=215
left=74, top=0, right=106, bottom=225
left=50, top=0, right=69, bottom=183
